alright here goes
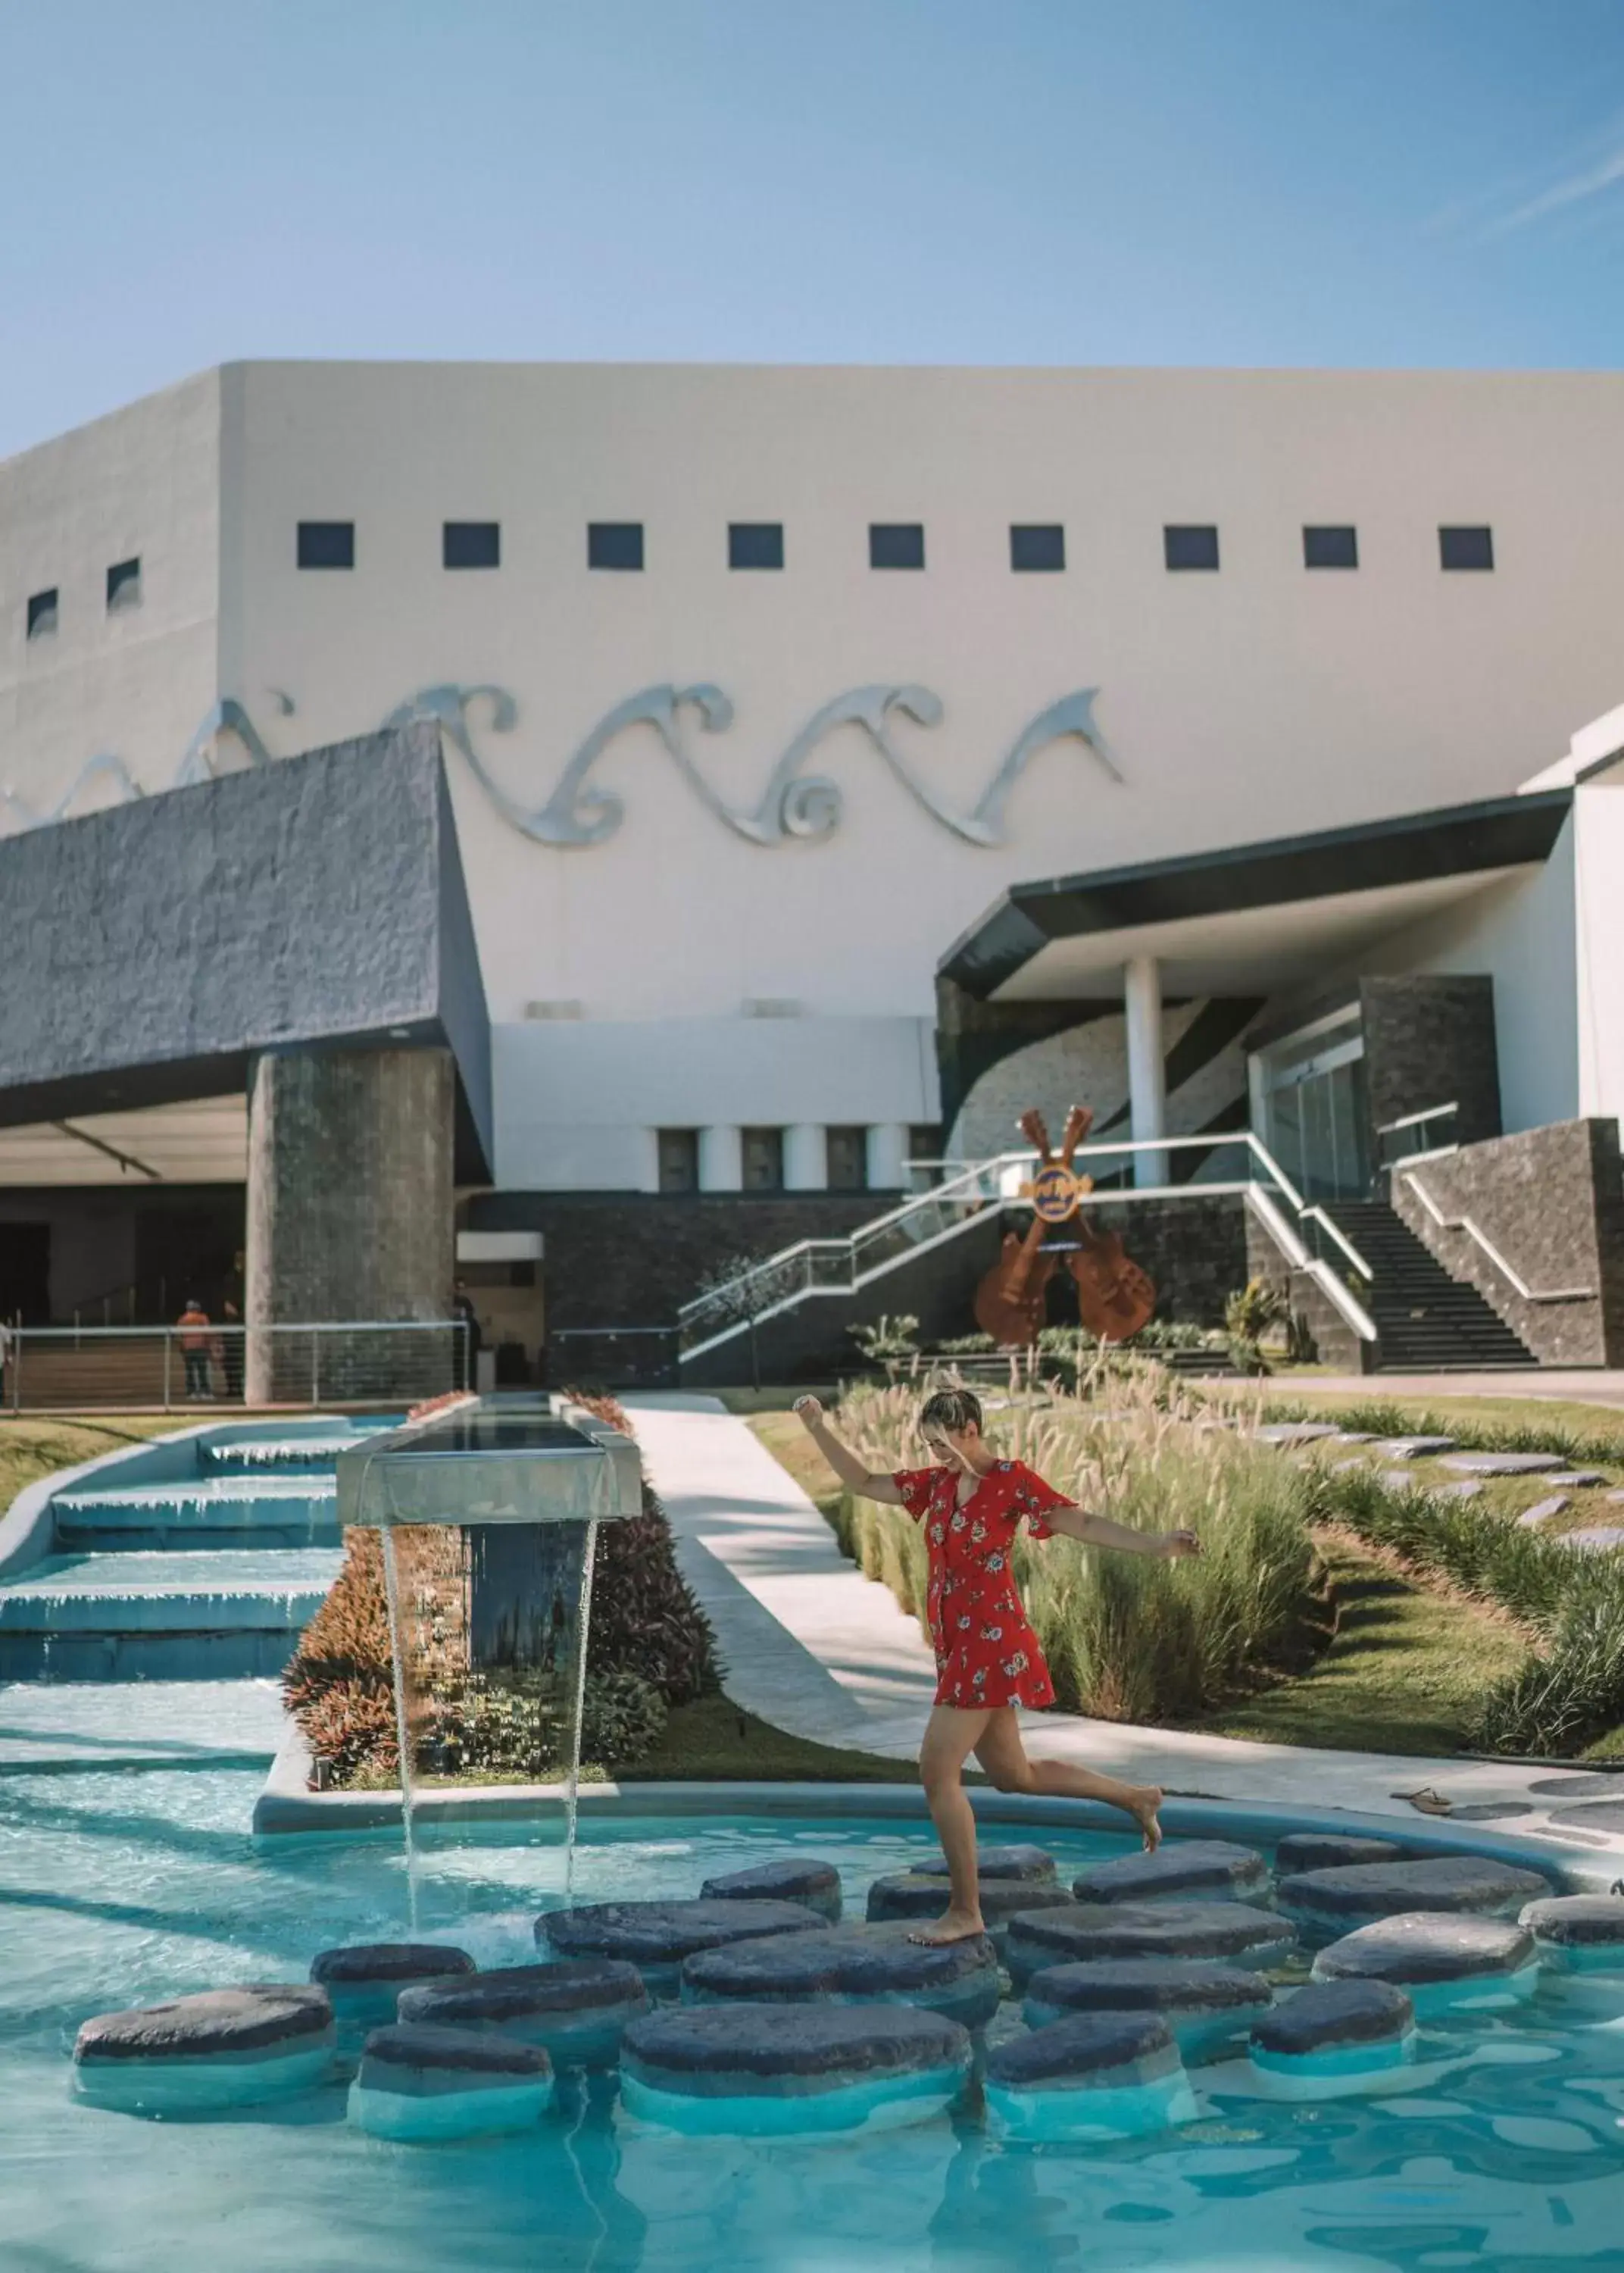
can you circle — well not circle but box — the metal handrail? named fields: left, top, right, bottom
left=1376, top=1101, right=1459, bottom=1138
left=1398, top=1168, right=1594, bottom=1304
left=1301, top=1204, right=1374, bottom=1280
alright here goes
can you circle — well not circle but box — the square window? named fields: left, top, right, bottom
left=297, top=521, right=355, bottom=570
left=729, top=521, right=784, bottom=571
left=869, top=522, right=925, bottom=571
left=741, top=1127, right=785, bottom=1192
left=589, top=521, right=644, bottom=571
left=26, top=587, right=58, bottom=639
left=826, top=1127, right=869, bottom=1193
left=1164, top=524, right=1220, bottom=571
left=1440, top=525, right=1494, bottom=571
left=1303, top=525, right=1357, bottom=571
left=657, top=1129, right=699, bottom=1193
left=444, top=521, right=500, bottom=570
left=1010, top=524, right=1065, bottom=572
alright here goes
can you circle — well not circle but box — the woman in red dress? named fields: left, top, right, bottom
left=796, top=1385, right=1200, bottom=1944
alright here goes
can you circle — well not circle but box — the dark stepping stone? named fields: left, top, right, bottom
left=309, top=1942, right=476, bottom=2025
left=866, top=1874, right=1074, bottom=1939
left=700, top=1859, right=842, bottom=1920
left=1519, top=1894, right=1624, bottom=1972
left=1441, top=1451, right=1566, bottom=1476
left=1445, top=1802, right=1534, bottom=1822
left=1004, top=1902, right=1294, bottom=1987
left=1250, top=1979, right=1413, bottom=2090
left=1528, top=1774, right=1623, bottom=1799
left=398, top=1959, right=648, bottom=2065
left=73, top=1984, right=335, bottom=2112
left=1070, top=1840, right=1269, bottom=1907
left=1274, top=1834, right=1404, bottom=1875
left=620, top=2001, right=971, bottom=2133
left=1023, top=1957, right=1271, bottom=2060
left=916, top=1843, right=1057, bottom=1884
left=1313, top=1914, right=1537, bottom=2012
left=538, top=1899, right=823, bottom=1991
left=984, top=2012, right=1195, bottom=2141
left=349, top=2024, right=551, bottom=2141
left=682, top=1920, right=1000, bottom=2028
left=1277, top=1856, right=1550, bottom=1934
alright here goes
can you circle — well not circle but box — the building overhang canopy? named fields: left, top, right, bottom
left=939, top=789, right=1574, bottom=1004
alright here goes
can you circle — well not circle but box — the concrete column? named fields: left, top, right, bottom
left=1124, top=955, right=1169, bottom=1189
left=698, top=1124, right=743, bottom=1193
left=245, top=1046, right=454, bottom=1403
left=782, top=1124, right=826, bottom=1191
left=867, top=1122, right=910, bottom=1190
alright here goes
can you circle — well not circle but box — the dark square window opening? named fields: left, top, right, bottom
left=729, top=522, right=784, bottom=571
left=1010, top=524, right=1066, bottom=573
left=1164, top=524, right=1220, bottom=572
left=826, top=1126, right=869, bottom=1193
left=105, top=557, right=142, bottom=609
left=26, top=587, right=58, bottom=639
left=297, top=521, right=355, bottom=571
left=444, top=521, right=501, bottom=570
left=589, top=521, right=644, bottom=572
left=657, top=1129, right=700, bottom=1194
left=1440, top=525, right=1494, bottom=572
left=1303, top=525, right=1358, bottom=571
left=869, top=522, right=925, bottom=571
left=741, top=1127, right=785, bottom=1193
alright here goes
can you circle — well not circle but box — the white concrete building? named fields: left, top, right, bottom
left=2, top=361, right=1622, bottom=1370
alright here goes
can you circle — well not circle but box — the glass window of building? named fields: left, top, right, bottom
left=741, top=1127, right=785, bottom=1191
left=826, top=1127, right=869, bottom=1192
left=105, top=557, right=142, bottom=610
left=444, top=521, right=501, bottom=569
left=589, top=522, right=644, bottom=571
left=657, top=1129, right=699, bottom=1193
left=869, top=523, right=925, bottom=571
left=26, top=587, right=58, bottom=639
left=728, top=522, right=784, bottom=570
left=1439, top=525, right=1494, bottom=571
left=1010, top=524, right=1065, bottom=572
left=1303, top=525, right=1357, bottom=570
left=1163, top=524, right=1220, bottom=571
left=297, top=521, right=355, bottom=570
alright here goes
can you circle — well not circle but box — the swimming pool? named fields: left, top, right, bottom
left=4, top=1709, right=1624, bottom=2273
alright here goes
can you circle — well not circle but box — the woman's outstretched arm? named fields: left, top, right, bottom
left=792, top=1396, right=906, bottom=1505
left=1042, top=1502, right=1201, bottom=1559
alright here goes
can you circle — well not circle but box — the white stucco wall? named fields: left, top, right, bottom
left=1574, top=771, right=1624, bottom=1124
left=7, top=361, right=1624, bottom=1185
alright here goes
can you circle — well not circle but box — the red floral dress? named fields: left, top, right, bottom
left=892, top=1459, right=1069, bottom=1709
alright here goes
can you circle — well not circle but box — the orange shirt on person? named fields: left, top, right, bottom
left=177, top=1305, right=211, bottom=1352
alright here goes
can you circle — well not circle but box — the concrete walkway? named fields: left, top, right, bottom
left=1307, top=1369, right=1624, bottom=1408
left=625, top=1392, right=1624, bottom=1859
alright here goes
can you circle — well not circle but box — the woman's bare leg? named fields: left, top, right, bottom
left=973, top=1712, right=1164, bottom=1851
left=914, top=1706, right=994, bottom=1943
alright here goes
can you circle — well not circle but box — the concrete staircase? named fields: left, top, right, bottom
left=1322, top=1199, right=1537, bottom=1371
left=0, top=1422, right=383, bottom=1681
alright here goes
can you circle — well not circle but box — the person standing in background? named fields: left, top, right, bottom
left=176, top=1298, right=213, bottom=1399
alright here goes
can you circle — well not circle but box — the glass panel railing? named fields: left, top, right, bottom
left=1377, top=1102, right=1459, bottom=1173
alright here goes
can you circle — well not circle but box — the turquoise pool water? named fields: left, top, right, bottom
left=4, top=1737, right=1624, bottom=2271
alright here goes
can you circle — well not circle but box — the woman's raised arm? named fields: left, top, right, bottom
left=792, top=1396, right=906, bottom=1505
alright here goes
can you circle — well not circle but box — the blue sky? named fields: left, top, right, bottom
left=2, top=0, right=1622, bottom=458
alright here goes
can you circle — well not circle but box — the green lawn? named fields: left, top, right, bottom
left=1196, top=1532, right=1528, bottom=1756
left=620, top=1693, right=919, bottom=1783
left=0, top=1416, right=189, bottom=1518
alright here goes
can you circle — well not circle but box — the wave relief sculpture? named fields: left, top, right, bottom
left=1, top=682, right=1120, bottom=848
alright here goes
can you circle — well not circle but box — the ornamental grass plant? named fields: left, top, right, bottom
left=831, top=1367, right=1320, bottom=1723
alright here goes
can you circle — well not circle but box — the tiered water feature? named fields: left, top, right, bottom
left=0, top=1416, right=401, bottom=1679
left=8, top=1399, right=1624, bottom=2265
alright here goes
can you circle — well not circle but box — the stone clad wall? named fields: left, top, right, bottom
left=1360, top=975, right=1502, bottom=1151
left=1388, top=1118, right=1624, bottom=1365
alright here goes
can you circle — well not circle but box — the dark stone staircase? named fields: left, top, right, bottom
left=1322, top=1199, right=1538, bottom=1371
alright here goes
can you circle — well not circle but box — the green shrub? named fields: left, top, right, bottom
left=580, top=1668, right=670, bottom=1769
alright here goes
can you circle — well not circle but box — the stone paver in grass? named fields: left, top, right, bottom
left=1547, top=1471, right=1612, bottom=1490
left=1516, top=1496, right=1572, bottom=1528
left=1257, top=1424, right=1343, bottom=1446
left=1441, top=1451, right=1569, bottom=1477
left=1374, top=1437, right=1456, bottom=1459
left=1436, top=1480, right=1485, bottom=1502
left=1563, top=1528, right=1624, bottom=1554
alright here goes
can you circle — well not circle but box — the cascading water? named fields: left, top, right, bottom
left=336, top=1398, right=639, bottom=1917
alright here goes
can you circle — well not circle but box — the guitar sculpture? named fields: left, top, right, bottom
left=972, top=1102, right=1157, bottom=1347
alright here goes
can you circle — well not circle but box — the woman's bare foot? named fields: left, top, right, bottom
left=1129, top=1787, right=1164, bottom=1851
left=907, top=1909, right=987, bottom=1946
